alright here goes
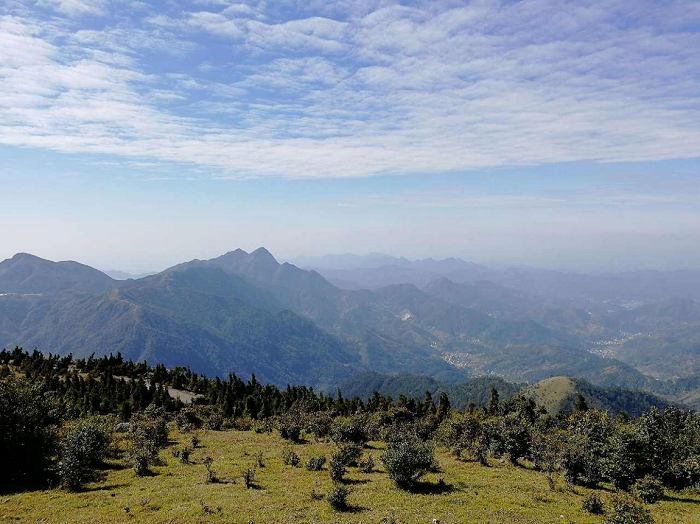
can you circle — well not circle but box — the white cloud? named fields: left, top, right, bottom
left=38, top=0, right=110, bottom=16
left=0, top=1, right=699, bottom=179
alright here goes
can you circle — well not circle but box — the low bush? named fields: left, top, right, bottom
left=358, top=453, right=375, bottom=474
left=336, top=443, right=363, bottom=467
left=381, top=436, right=435, bottom=488
left=282, top=448, right=300, bottom=467
left=632, top=475, right=664, bottom=504
left=581, top=493, right=605, bottom=515
left=329, top=452, right=346, bottom=483
left=605, top=494, right=655, bottom=524
left=58, top=419, right=111, bottom=490
left=305, top=456, right=326, bottom=471
left=243, top=466, right=256, bottom=489
left=331, top=417, right=368, bottom=446
left=328, top=485, right=350, bottom=511
left=278, top=416, right=303, bottom=443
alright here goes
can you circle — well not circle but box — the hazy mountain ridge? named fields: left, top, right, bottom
left=0, top=253, right=118, bottom=295
left=2, top=249, right=700, bottom=406
left=338, top=371, right=674, bottom=416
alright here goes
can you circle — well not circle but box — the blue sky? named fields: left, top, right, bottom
left=1, top=0, right=699, bottom=272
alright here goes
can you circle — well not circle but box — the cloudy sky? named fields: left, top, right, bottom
left=1, top=0, right=699, bottom=272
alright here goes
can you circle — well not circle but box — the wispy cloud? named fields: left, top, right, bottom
left=1, top=0, right=699, bottom=179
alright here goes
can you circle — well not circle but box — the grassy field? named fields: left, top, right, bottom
left=2, top=429, right=699, bottom=524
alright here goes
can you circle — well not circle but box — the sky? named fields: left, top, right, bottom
left=1, top=0, right=699, bottom=273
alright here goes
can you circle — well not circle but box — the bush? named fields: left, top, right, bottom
left=243, top=466, right=256, bottom=489
left=358, top=453, right=375, bottom=473
left=58, top=420, right=111, bottom=490
left=328, top=485, right=350, bottom=511
left=205, top=414, right=223, bottom=431
left=305, top=456, right=326, bottom=471
left=175, top=408, right=202, bottom=432
left=203, top=457, right=219, bottom=483
left=127, top=415, right=167, bottom=476
left=605, top=494, right=654, bottom=524
left=632, top=475, right=664, bottom=504
left=179, top=446, right=192, bottom=464
left=329, top=452, right=346, bottom=483
left=282, top=448, right=300, bottom=467
left=255, top=452, right=265, bottom=468
left=0, top=378, right=58, bottom=490
left=381, top=436, right=435, bottom=488
left=278, top=416, right=303, bottom=443
left=582, top=493, right=605, bottom=515
left=331, top=417, right=368, bottom=446
left=336, top=444, right=363, bottom=467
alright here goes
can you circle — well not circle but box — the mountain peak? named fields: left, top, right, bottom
left=250, top=247, right=278, bottom=264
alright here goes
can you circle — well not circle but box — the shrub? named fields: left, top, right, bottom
left=203, top=457, right=219, bottom=483
left=175, top=408, right=202, bottom=432
left=306, top=456, right=326, bottom=471
left=331, top=417, right=368, bottom=446
left=307, top=412, right=333, bottom=439
left=381, top=436, right=435, bottom=488
left=282, top=448, right=300, bottom=467
left=255, top=452, right=265, bottom=468
left=205, top=414, right=223, bottom=431
left=58, top=420, right=111, bottom=490
left=632, top=475, right=664, bottom=504
left=336, top=444, right=363, bottom=467
left=605, top=494, right=654, bottom=524
left=582, top=493, right=605, bottom=515
left=127, top=415, right=167, bottom=477
left=0, top=378, right=58, bottom=490
left=328, top=485, right=350, bottom=511
left=358, top=453, right=375, bottom=474
left=329, top=452, right=346, bottom=483
left=278, top=415, right=303, bottom=443
left=243, top=466, right=256, bottom=489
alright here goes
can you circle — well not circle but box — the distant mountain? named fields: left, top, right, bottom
left=338, top=372, right=672, bottom=416
left=0, top=267, right=359, bottom=387
left=0, top=253, right=117, bottom=294
left=2, top=248, right=698, bottom=401
left=523, top=376, right=673, bottom=417
left=104, top=270, right=156, bottom=280
left=300, top=252, right=700, bottom=301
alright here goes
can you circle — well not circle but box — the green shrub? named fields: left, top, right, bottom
left=331, top=417, right=368, bottom=446
left=329, top=452, right=346, bottom=483
left=305, top=456, right=326, bottom=471
left=358, top=453, right=375, bottom=473
left=632, top=475, right=664, bottom=504
left=582, top=493, right=605, bottom=515
left=0, top=378, right=58, bottom=490
left=203, top=457, right=219, bottom=483
left=381, top=436, right=435, bottom=488
left=58, top=420, right=111, bottom=490
left=336, top=443, right=363, bottom=467
left=243, top=466, right=256, bottom=489
left=328, top=485, right=350, bottom=511
left=278, top=416, right=303, bottom=443
left=205, top=414, right=223, bottom=431
left=605, top=494, right=654, bottom=524
left=282, top=448, right=300, bottom=467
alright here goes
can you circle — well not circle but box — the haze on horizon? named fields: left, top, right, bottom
left=1, top=0, right=699, bottom=273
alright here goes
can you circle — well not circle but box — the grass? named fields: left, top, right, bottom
left=2, top=429, right=699, bottom=524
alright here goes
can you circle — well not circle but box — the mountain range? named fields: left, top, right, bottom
left=1, top=249, right=700, bottom=409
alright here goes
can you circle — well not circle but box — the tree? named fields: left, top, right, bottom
left=574, top=394, right=589, bottom=414
left=487, top=387, right=500, bottom=416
